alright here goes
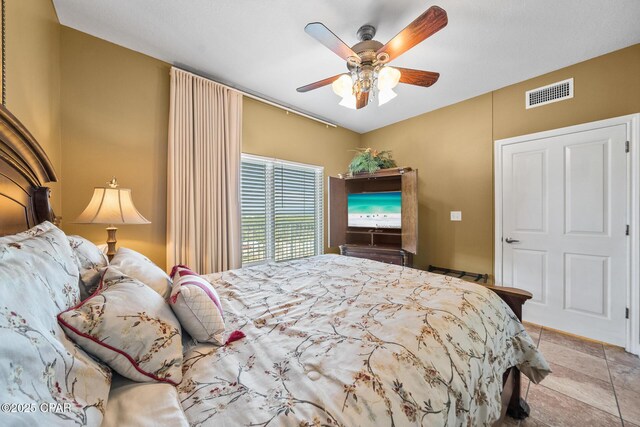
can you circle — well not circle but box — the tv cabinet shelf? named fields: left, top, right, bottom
left=346, top=229, right=401, bottom=236
left=346, top=229, right=401, bottom=246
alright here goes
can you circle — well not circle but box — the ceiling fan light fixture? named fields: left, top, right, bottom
left=378, top=88, right=397, bottom=106
left=339, top=94, right=357, bottom=109
left=297, top=6, right=447, bottom=110
left=377, top=66, right=401, bottom=91
left=331, top=74, right=353, bottom=98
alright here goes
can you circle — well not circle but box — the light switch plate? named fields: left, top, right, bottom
left=450, top=211, right=462, bottom=221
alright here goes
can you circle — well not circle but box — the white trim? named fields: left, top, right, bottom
left=494, top=139, right=504, bottom=286
left=629, top=114, right=640, bottom=355
left=494, top=113, right=640, bottom=355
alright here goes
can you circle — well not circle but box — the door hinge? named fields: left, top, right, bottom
left=626, top=307, right=630, bottom=319
left=626, top=225, right=630, bottom=236
left=626, top=141, right=630, bottom=153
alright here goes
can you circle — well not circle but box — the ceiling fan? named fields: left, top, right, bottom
left=296, top=5, right=448, bottom=110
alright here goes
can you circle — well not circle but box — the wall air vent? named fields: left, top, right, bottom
left=525, top=78, right=574, bottom=109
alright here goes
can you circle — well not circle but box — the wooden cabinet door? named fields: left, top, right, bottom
left=328, top=176, right=347, bottom=247
left=401, top=170, right=418, bottom=253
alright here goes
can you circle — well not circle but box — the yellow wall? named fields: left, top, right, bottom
left=59, top=27, right=171, bottom=267
left=6, top=0, right=61, bottom=212
left=362, top=44, right=640, bottom=279
left=243, top=98, right=361, bottom=253
left=58, top=29, right=360, bottom=267
left=361, top=94, right=494, bottom=274
left=494, top=44, right=640, bottom=140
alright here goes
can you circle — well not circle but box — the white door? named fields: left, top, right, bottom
left=501, top=124, right=628, bottom=345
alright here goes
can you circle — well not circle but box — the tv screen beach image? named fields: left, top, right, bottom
left=348, top=191, right=402, bottom=229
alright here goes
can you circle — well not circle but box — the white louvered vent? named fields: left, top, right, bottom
left=526, top=78, right=574, bottom=109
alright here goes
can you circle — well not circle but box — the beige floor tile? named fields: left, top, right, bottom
left=615, top=385, right=640, bottom=425
left=538, top=340, right=610, bottom=382
left=539, top=328, right=605, bottom=359
left=519, top=417, right=551, bottom=427
left=539, top=362, right=618, bottom=416
left=605, top=345, right=640, bottom=368
left=608, top=360, right=640, bottom=394
left=496, top=415, right=520, bottom=426
left=526, top=384, right=622, bottom=427
left=623, top=422, right=640, bottom=427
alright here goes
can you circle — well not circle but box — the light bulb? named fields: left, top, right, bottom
left=377, top=66, right=401, bottom=91
left=378, top=88, right=397, bottom=106
left=339, top=94, right=357, bottom=109
left=332, top=74, right=353, bottom=98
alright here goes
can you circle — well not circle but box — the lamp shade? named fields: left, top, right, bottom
left=378, top=88, right=398, bottom=106
left=331, top=74, right=353, bottom=98
left=75, top=187, right=150, bottom=225
left=339, top=94, right=357, bottom=109
left=377, top=66, right=401, bottom=91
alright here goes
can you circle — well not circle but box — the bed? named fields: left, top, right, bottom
left=0, top=104, right=549, bottom=426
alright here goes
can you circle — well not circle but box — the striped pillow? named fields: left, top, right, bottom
left=169, top=266, right=225, bottom=345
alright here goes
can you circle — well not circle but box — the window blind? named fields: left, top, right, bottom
left=240, top=160, right=270, bottom=264
left=240, top=154, right=323, bottom=266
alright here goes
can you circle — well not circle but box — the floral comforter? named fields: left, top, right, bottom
left=178, top=255, right=549, bottom=427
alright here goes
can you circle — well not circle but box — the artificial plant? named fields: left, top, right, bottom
left=348, top=148, right=397, bottom=175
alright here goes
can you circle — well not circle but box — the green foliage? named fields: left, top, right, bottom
left=348, top=148, right=397, bottom=175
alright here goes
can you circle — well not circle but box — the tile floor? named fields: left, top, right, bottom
left=501, top=323, right=640, bottom=427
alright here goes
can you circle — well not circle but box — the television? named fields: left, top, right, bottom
left=348, top=191, right=402, bottom=229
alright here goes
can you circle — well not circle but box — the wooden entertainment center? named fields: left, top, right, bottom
left=328, top=167, right=417, bottom=267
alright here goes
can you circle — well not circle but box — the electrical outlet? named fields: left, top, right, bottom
left=450, top=211, right=462, bottom=221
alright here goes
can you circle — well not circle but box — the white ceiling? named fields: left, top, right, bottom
left=52, top=0, right=640, bottom=134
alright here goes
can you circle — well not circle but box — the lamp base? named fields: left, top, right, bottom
left=106, top=226, right=118, bottom=261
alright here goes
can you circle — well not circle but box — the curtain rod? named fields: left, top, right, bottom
left=173, top=67, right=337, bottom=128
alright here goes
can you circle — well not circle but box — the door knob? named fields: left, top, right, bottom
left=505, top=238, right=520, bottom=244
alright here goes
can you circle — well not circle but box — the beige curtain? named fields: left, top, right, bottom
left=167, top=67, right=242, bottom=273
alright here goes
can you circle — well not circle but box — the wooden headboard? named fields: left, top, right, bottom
left=0, top=104, right=57, bottom=236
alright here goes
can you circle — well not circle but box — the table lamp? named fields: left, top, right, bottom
left=75, top=178, right=150, bottom=260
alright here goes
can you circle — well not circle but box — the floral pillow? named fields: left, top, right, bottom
left=169, top=265, right=225, bottom=345
left=0, top=222, right=112, bottom=426
left=58, top=267, right=183, bottom=385
left=110, top=247, right=172, bottom=298
left=68, top=235, right=109, bottom=300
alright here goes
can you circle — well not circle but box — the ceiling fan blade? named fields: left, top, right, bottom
left=377, top=6, right=448, bottom=62
left=305, top=22, right=358, bottom=61
left=296, top=74, right=343, bottom=93
left=356, top=91, right=369, bottom=109
left=396, top=68, right=440, bottom=87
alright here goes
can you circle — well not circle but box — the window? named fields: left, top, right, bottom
left=240, top=154, right=323, bottom=266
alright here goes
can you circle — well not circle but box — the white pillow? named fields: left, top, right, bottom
left=68, top=235, right=109, bottom=299
left=169, top=265, right=225, bottom=345
left=58, top=267, right=183, bottom=385
left=0, top=222, right=112, bottom=426
left=102, top=375, right=189, bottom=427
left=110, top=247, right=171, bottom=298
